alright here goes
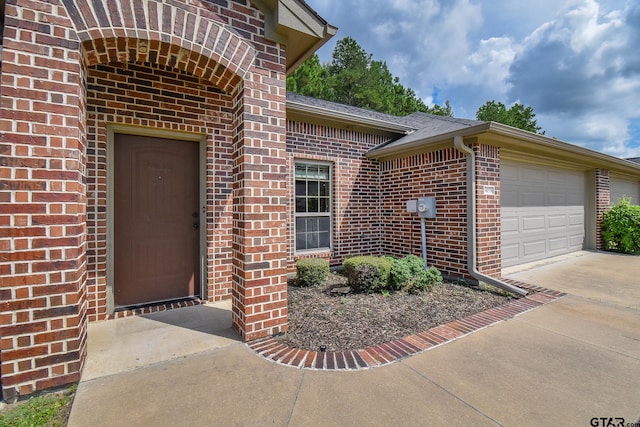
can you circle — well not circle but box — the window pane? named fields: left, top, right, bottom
left=306, top=217, right=318, bottom=232
left=319, top=231, right=330, bottom=248
left=319, top=181, right=329, bottom=197
left=307, top=232, right=319, bottom=249
left=296, top=233, right=306, bottom=251
left=295, top=164, right=307, bottom=178
left=308, top=166, right=319, bottom=179
left=295, top=217, right=306, bottom=232
left=296, top=197, right=306, bottom=213
left=318, top=166, right=330, bottom=180
left=307, top=198, right=318, bottom=212
left=308, top=181, right=318, bottom=197
left=319, top=198, right=329, bottom=213
left=295, top=180, right=306, bottom=196
left=319, top=216, right=330, bottom=232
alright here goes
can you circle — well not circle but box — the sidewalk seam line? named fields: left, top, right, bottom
left=286, top=370, right=305, bottom=427
left=400, top=361, right=505, bottom=427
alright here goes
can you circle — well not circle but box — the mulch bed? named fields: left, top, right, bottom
left=281, top=273, right=517, bottom=352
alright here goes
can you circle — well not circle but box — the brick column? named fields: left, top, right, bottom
left=595, top=168, right=611, bottom=250
left=474, top=145, right=501, bottom=276
left=0, top=1, right=87, bottom=399
left=230, top=71, right=289, bottom=341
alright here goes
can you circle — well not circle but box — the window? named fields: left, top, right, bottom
left=295, top=162, right=332, bottom=251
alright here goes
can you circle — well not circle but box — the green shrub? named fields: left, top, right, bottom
left=343, top=256, right=392, bottom=293
left=389, top=254, right=426, bottom=290
left=602, top=198, right=640, bottom=255
left=296, top=258, right=329, bottom=287
left=403, top=266, right=443, bottom=294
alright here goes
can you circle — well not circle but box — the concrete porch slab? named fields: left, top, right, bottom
left=82, top=300, right=239, bottom=381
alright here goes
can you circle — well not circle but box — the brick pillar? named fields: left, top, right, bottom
left=595, top=168, right=611, bottom=250
left=0, top=1, right=87, bottom=399
left=230, top=72, right=289, bottom=341
left=474, top=145, right=501, bottom=276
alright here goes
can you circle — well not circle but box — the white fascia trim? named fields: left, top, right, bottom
left=287, top=100, right=416, bottom=134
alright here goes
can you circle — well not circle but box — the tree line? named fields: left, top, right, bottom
left=287, top=37, right=544, bottom=134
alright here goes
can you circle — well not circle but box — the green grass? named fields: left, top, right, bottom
left=0, top=385, right=76, bottom=427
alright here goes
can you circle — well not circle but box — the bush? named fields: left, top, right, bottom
left=389, top=254, right=425, bottom=290
left=296, top=258, right=329, bottom=287
left=403, top=266, right=443, bottom=294
left=343, top=256, right=392, bottom=293
left=602, top=198, right=640, bottom=255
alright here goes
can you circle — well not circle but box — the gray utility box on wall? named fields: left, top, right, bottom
left=406, top=196, right=436, bottom=218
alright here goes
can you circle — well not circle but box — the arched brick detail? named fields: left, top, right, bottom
left=62, top=0, right=255, bottom=92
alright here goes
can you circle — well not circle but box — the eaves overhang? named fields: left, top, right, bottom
left=367, top=121, right=640, bottom=176
left=287, top=99, right=416, bottom=135
left=251, top=0, right=337, bottom=73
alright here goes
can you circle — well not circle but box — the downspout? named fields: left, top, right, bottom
left=453, top=135, right=528, bottom=297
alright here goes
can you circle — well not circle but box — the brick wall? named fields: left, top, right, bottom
left=0, top=0, right=88, bottom=399
left=1, top=0, right=290, bottom=396
left=595, top=168, right=611, bottom=250
left=378, top=144, right=501, bottom=279
left=474, top=145, right=501, bottom=277
left=85, top=62, right=235, bottom=321
left=286, top=121, right=391, bottom=269
left=380, top=148, right=470, bottom=278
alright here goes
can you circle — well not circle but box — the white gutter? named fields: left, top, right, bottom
left=453, top=135, right=528, bottom=297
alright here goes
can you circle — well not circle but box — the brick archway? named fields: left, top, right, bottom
left=65, top=0, right=255, bottom=91
left=1, top=0, right=289, bottom=399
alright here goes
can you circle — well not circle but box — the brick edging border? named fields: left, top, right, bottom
left=247, top=280, right=565, bottom=371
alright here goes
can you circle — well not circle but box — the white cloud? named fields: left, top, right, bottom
left=508, top=0, right=640, bottom=157
left=308, top=0, right=640, bottom=157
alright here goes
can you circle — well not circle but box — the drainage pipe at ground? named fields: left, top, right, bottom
left=453, top=135, right=528, bottom=297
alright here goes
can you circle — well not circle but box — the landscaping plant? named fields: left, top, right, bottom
left=343, top=256, right=392, bottom=293
left=601, top=197, right=640, bottom=255
left=344, top=255, right=443, bottom=294
left=296, top=258, right=329, bottom=287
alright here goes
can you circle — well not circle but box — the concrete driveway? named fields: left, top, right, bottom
left=68, top=251, right=640, bottom=426
left=503, top=250, right=640, bottom=309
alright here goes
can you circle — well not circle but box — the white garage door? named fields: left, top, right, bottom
left=501, top=160, right=585, bottom=267
left=610, top=176, right=640, bottom=205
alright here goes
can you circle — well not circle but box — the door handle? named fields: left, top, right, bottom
left=192, top=223, right=199, bottom=230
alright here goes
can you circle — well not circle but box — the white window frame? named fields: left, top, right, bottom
left=294, top=160, right=333, bottom=253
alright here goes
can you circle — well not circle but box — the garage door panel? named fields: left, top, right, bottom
left=501, top=216, right=519, bottom=233
left=522, top=240, right=546, bottom=257
left=501, top=160, right=585, bottom=267
left=569, top=234, right=584, bottom=248
left=548, top=236, right=569, bottom=251
left=568, top=213, right=583, bottom=226
left=520, top=191, right=545, bottom=206
left=522, top=215, right=545, bottom=231
left=548, top=214, right=567, bottom=229
left=547, top=193, right=568, bottom=205
left=522, top=167, right=545, bottom=183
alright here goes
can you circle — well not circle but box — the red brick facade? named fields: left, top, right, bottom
left=85, top=62, right=235, bottom=321
left=0, top=0, right=627, bottom=401
left=595, top=168, right=611, bottom=250
left=286, top=121, right=391, bottom=268
left=0, top=0, right=289, bottom=398
left=379, top=149, right=470, bottom=277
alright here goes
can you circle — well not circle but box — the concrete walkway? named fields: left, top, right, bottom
left=68, top=252, right=640, bottom=426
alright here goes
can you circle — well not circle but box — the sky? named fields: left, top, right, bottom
left=308, top=0, right=640, bottom=159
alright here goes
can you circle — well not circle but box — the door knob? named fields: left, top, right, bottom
left=192, top=223, right=199, bottom=230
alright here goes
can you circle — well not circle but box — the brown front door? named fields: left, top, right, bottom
left=114, top=134, right=200, bottom=307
